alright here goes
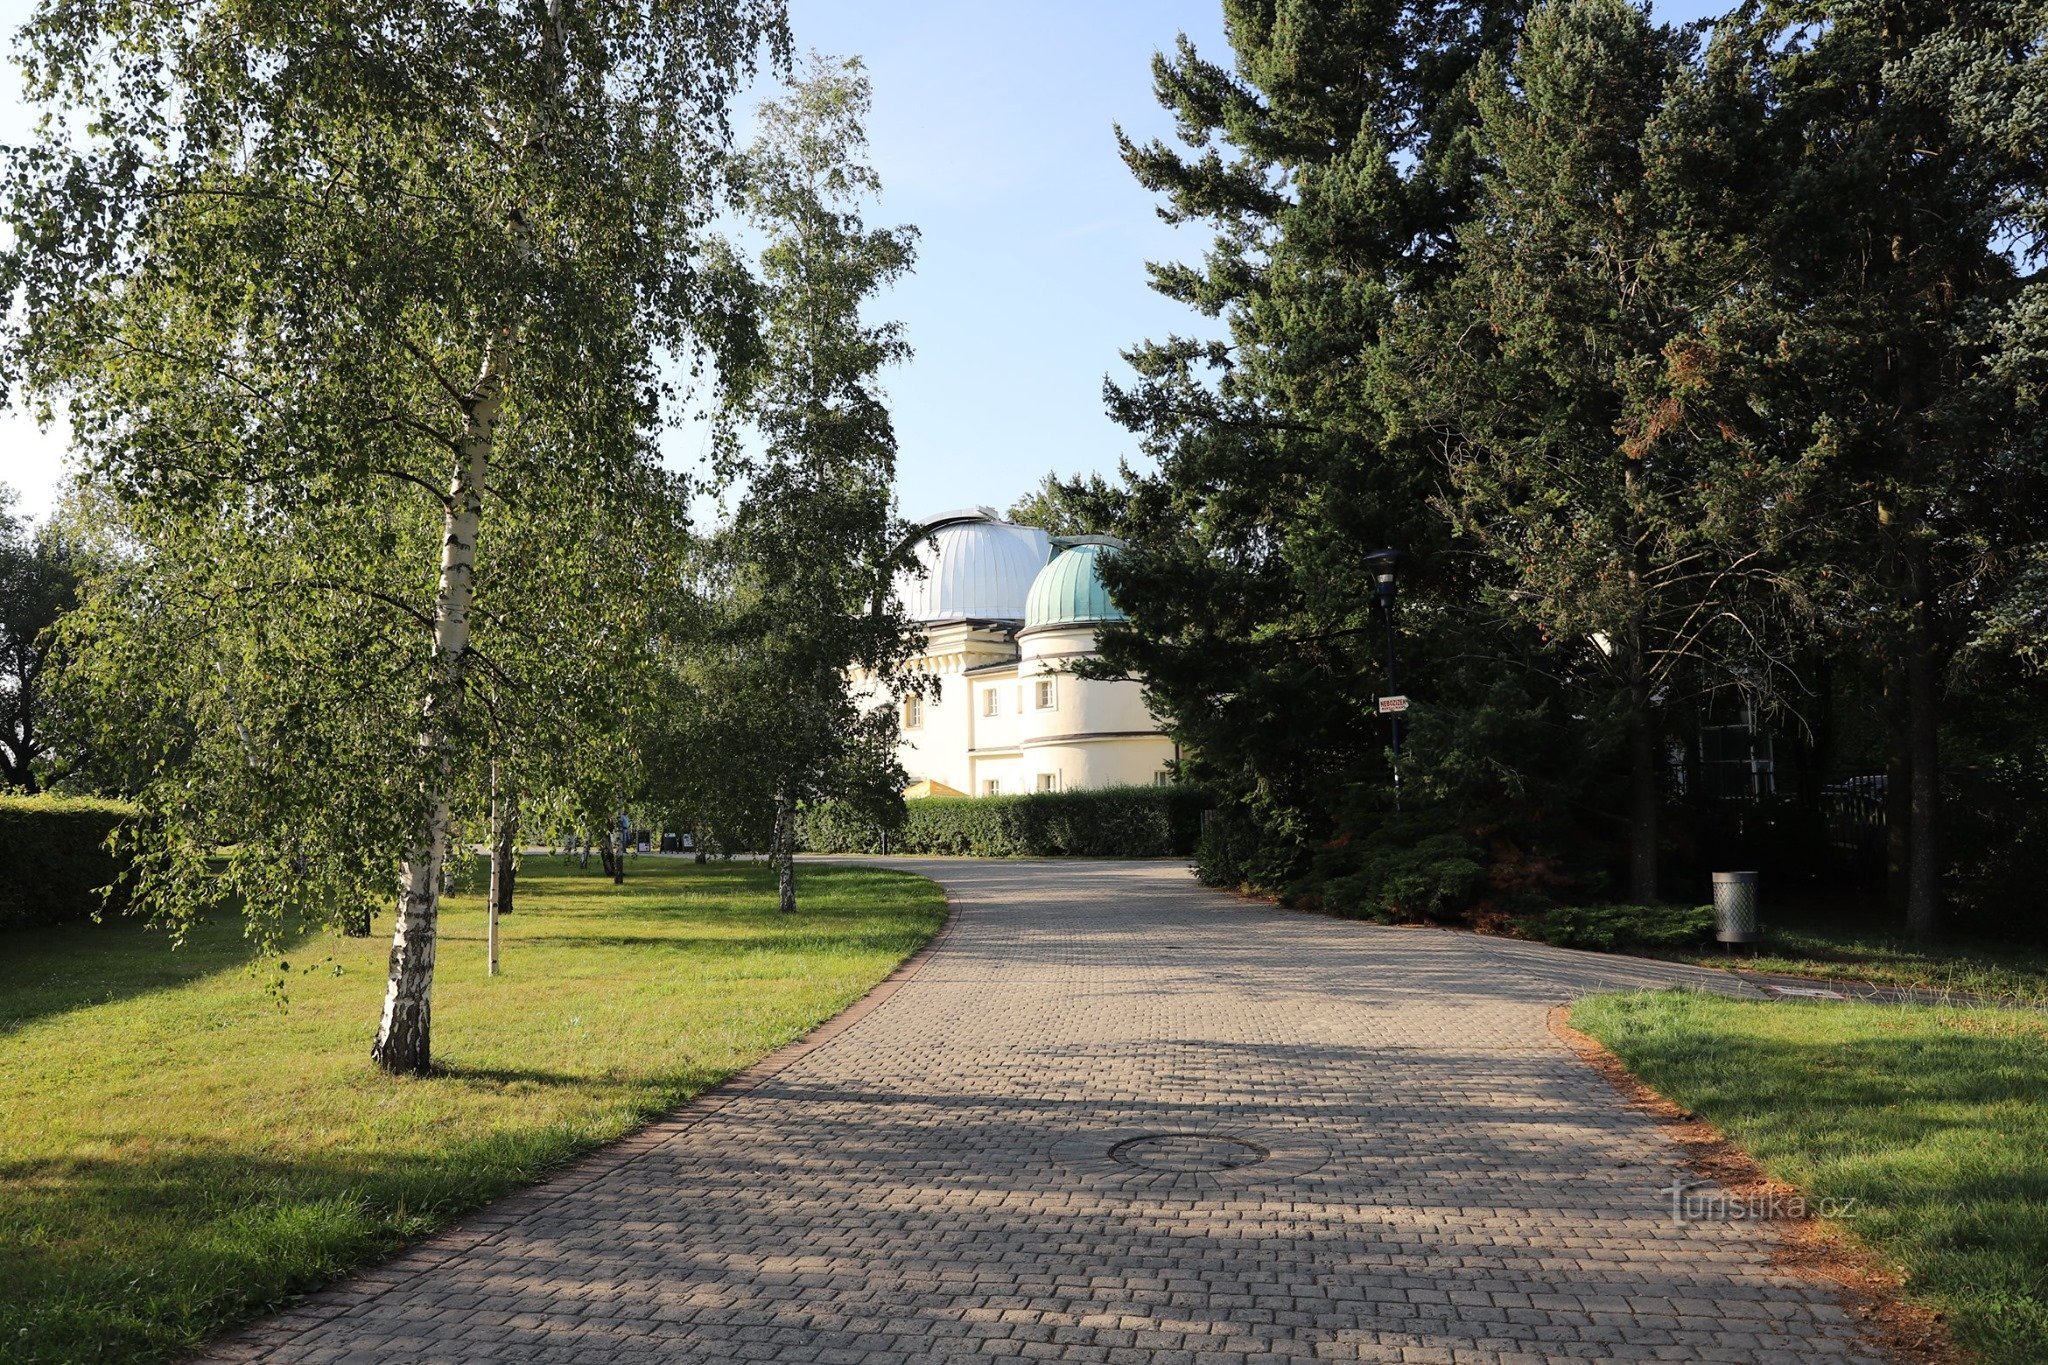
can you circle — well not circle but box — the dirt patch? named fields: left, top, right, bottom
left=1547, top=1003, right=1962, bottom=1365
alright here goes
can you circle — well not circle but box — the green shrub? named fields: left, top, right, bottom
left=0, top=794, right=134, bottom=929
left=800, top=786, right=1208, bottom=858
left=1193, top=805, right=1259, bottom=886
left=1303, top=831, right=1488, bottom=923
left=1534, top=902, right=1715, bottom=953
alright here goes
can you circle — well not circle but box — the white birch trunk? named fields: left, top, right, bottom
left=372, top=341, right=508, bottom=1075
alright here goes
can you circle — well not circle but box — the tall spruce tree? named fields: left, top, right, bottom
left=1, top=0, right=787, bottom=1072
left=1672, top=0, right=2048, bottom=936
left=1097, top=1, right=1529, bottom=882
left=1403, top=0, right=1799, bottom=902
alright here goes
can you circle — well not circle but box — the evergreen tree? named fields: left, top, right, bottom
left=1006, top=472, right=1130, bottom=538
left=1405, top=0, right=1797, bottom=902
left=1675, top=0, right=2048, bottom=935
left=1098, top=0, right=1530, bottom=883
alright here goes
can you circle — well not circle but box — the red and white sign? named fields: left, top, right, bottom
left=1377, top=695, right=1410, bottom=714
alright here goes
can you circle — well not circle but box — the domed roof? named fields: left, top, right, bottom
left=896, top=509, right=1051, bottom=623
left=1024, top=541, right=1125, bottom=630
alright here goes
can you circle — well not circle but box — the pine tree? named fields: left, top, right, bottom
left=1675, top=0, right=2048, bottom=936
left=1098, top=0, right=1528, bottom=879
left=1405, top=0, right=1799, bottom=902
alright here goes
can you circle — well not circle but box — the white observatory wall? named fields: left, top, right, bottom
left=1017, top=623, right=1176, bottom=791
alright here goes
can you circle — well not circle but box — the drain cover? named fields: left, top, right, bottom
left=1109, top=1133, right=1269, bottom=1172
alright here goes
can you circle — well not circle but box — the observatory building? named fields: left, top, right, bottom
left=864, top=507, right=1176, bottom=798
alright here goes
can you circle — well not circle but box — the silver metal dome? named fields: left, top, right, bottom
left=896, top=508, right=1052, bottom=623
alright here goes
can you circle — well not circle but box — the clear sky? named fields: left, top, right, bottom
left=0, top=0, right=1729, bottom=526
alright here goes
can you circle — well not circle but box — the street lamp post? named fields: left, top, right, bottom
left=1364, top=549, right=1403, bottom=810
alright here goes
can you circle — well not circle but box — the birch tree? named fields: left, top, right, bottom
left=1, top=0, right=785, bottom=1073
left=707, top=55, right=920, bottom=912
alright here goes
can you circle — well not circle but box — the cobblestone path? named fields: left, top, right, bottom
left=212, top=858, right=1882, bottom=1364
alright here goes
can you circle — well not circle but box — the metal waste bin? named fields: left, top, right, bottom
left=1713, top=871, right=1761, bottom=944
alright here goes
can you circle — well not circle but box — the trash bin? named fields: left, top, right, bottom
left=1712, top=871, right=1761, bottom=944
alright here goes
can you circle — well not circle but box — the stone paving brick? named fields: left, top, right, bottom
left=205, top=859, right=1888, bottom=1363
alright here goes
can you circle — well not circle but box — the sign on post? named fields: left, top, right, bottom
left=1377, top=695, right=1410, bottom=714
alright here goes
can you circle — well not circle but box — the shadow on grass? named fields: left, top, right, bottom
left=0, top=1056, right=737, bottom=1364
left=0, top=862, right=932, bottom=1040
left=0, top=914, right=318, bottom=1038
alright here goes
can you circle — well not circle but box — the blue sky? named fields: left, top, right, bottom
left=0, top=0, right=1730, bottom=525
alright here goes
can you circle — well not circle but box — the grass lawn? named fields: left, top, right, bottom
left=0, top=856, right=945, bottom=1365
left=1658, top=914, right=2048, bottom=1006
left=1573, top=990, right=2048, bottom=1364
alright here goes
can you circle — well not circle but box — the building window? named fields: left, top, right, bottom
left=903, top=694, right=922, bottom=729
left=983, top=688, right=999, bottom=717
left=1036, top=772, right=1060, bottom=793
left=983, top=778, right=1001, bottom=796
left=1153, top=770, right=1172, bottom=787
left=1034, top=677, right=1056, bottom=710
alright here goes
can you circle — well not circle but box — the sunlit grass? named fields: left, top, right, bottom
left=1574, top=990, right=2048, bottom=1364
left=0, top=856, right=944, bottom=1364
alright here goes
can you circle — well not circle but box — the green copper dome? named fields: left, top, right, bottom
left=1023, top=541, right=1125, bottom=630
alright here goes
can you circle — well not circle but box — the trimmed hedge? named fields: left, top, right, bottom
left=801, top=786, right=1208, bottom=858
left=0, top=794, right=134, bottom=929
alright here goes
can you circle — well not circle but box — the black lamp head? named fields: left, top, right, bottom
left=1364, top=548, right=1401, bottom=606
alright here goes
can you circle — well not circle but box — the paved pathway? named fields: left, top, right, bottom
left=213, top=859, right=1883, bottom=1364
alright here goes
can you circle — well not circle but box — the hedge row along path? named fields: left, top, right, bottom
left=209, top=858, right=1886, bottom=1364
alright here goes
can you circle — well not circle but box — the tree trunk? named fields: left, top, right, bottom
left=489, top=765, right=518, bottom=921
left=371, top=342, right=506, bottom=1077
left=1627, top=670, right=1659, bottom=905
left=775, top=787, right=796, bottom=914
left=487, top=763, right=516, bottom=978
left=610, top=825, right=626, bottom=885
left=1905, top=552, right=1942, bottom=939
left=1883, top=648, right=1913, bottom=918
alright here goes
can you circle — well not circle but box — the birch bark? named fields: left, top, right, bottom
left=371, top=341, right=508, bottom=1075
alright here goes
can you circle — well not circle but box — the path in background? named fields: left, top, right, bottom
left=211, top=858, right=1881, bottom=1364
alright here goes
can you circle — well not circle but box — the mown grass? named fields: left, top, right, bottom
left=1574, top=990, right=2048, bottom=1364
left=1660, top=918, right=2048, bottom=1005
left=0, top=857, right=945, bottom=1365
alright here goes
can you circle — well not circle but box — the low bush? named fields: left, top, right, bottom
left=801, top=786, right=1207, bottom=858
left=1533, top=902, right=1714, bottom=953
left=0, top=794, right=134, bottom=929
left=1313, top=832, right=1489, bottom=922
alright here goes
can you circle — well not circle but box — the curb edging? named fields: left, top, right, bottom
left=201, top=873, right=958, bottom=1362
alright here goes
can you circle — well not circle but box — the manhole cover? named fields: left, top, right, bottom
left=1109, top=1133, right=1269, bottom=1172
